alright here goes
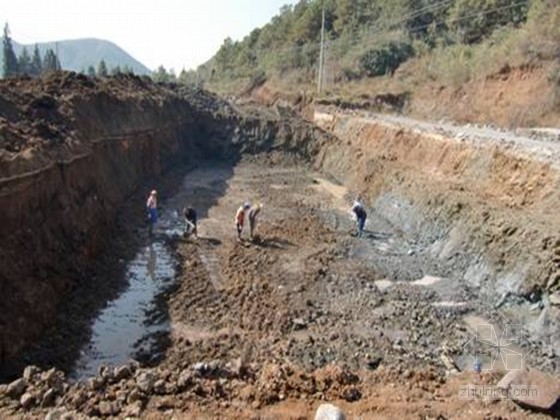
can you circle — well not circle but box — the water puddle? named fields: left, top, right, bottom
left=72, top=214, right=181, bottom=380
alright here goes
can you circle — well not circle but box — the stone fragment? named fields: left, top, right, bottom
left=23, top=365, right=40, bottom=383
left=6, top=378, right=27, bottom=398
left=20, top=392, right=35, bottom=409
left=549, top=291, right=560, bottom=306
left=315, top=403, right=346, bottom=420
left=114, top=365, right=133, bottom=382
left=136, top=371, right=156, bottom=394
left=41, top=388, right=57, bottom=407
left=45, top=408, right=72, bottom=420
left=123, top=401, right=143, bottom=417
left=127, top=388, right=143, bottom=404
left=497, top=368, right=560, bottom=411
left=154, top=379, right=166, bottom=395
left=177, top=369, right=193, bottom=390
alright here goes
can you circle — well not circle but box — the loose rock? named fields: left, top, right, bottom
left=315, top=403, right=346, bottom=420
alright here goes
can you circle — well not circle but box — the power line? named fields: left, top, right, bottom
left=317, top=0, right=529, bottom=90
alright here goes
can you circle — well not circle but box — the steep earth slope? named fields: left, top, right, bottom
left=0, top=73, right=238, bottom=376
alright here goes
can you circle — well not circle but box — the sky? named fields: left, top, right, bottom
left=1, top=0, right=297, bottom=72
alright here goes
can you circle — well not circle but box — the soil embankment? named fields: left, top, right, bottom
left=315, top=109, right=560, bottom=295
left=0, top=73, right=239, bottom=376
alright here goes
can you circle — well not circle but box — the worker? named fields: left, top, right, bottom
left=351, top=197, right=367, bottom=238
left=235, top=202, right=251, bottom=241
left=146, top=190, right=158, bottom=235
left=183, top=206, right=198, bottom=239
left=248, top=202, right=262, bottom=241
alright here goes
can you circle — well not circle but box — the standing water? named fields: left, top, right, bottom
left=72, top=208, right=183, bottom=380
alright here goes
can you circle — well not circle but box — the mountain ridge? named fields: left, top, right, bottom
left=13, top=38, right=151, bottom=75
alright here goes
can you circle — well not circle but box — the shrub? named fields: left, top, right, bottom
left=359, top=41, right=414, bottom=77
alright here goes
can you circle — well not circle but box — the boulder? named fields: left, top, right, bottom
left=315, top=403, right=346, bottom=420
left=123, top=401, right=143, bottom=417
left=87, top=377, right=104, bottom=391
left=20, top=392, right=35, bottom=409
left=22, top=365, right=40, bottom=383
left=127, top=388, right=143, bottom=404
left=45, top=408, right=72, bottom=420
left=6, top=378, right=27, bottom=398
left=177, top=369, right=193, bottom=390
left=136, top=371, right=156, bottom=394
left=154, top=379, right=167, bottom=395
left=549, top=291, right=560, bottom=306
left=114, top=365, right=133, bottom=382
left=98, top=400, right=120, bottom=416
left=497, top=368, right=560, bottom=411
left=41, top=388, right=57, bottom=407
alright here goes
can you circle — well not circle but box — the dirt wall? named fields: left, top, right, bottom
left=0, top=74, right=241, bottom=374
left=314, top=110, right=560, bottom=301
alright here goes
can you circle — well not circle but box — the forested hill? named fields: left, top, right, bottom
left=13, top=38, right=151, bottom=75
left=191, top=0, right=559, bottom=95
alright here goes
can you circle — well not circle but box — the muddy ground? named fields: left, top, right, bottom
left=152, top=155, right=555, bottom=418
left=0, top=153, right=557, bottom=418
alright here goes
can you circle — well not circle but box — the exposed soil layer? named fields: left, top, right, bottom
left=0, top=72, right=239, bottom=376
left=0, top=72, right=332, bottom=377
left=0, top=73, right=559, bottom=418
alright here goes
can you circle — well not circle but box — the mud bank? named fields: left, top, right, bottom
left=315, top=109, right=560, bottom=295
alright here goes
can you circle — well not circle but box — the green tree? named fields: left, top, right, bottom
left=2, top=23, right=19, bottom=78
left=122, top=65, right=134, bottom=74
left=30, top=44, right=42, bottom=76
left=152, top=65, right=170, bottom=83
left=86, top=65, right=96, bottom=77
left=110, top=65, right=121, bottom=75
left=43, top=48, right=60, bottom=73
left=359, top=41, right=414, bottom=77
left=447, top=0, right=530, bottom=44
left=97, top=59, right=108, bottom=77
left=17, top=46, right=31, bottom=75
left=214, top=37, right=238, bottom=75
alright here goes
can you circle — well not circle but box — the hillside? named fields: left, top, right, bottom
left=13, top=38, right=151, bottom=75
left=193, top=0, right=560, bottom=128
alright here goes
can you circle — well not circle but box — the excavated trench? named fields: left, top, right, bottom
left=0, top=74, right=559, bottom=417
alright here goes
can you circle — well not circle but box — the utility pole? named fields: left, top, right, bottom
left=317, top=5, right=325, bottom=94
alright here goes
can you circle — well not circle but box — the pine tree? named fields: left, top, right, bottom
left=2, top=23, right=19, bottom=78
left=30, top=44, right=42, bottom=76
left=152, top=65, right=170, bottom=83
left=18, top=46, right=31, bottom=75
left=97, top=59, right=108, bottom=77
left=43, top=48, right=60, bottom=73
left=110, top=65, right=121, bottom=75
left=87, top=65, right=96, bottom=77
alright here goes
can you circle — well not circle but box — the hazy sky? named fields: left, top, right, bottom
left=1, top=0, right=296, bottom=72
